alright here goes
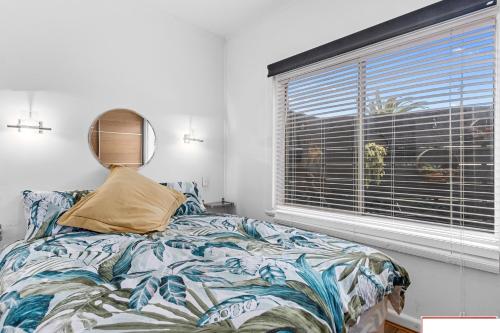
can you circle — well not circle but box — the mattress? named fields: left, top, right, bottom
left=0, top=214, right=410, bottom=332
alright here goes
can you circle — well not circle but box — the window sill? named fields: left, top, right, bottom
left=273, top=206, right=499, bottom=273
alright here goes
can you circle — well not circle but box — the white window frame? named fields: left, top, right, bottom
left=271, top=7, right=500, bottom=273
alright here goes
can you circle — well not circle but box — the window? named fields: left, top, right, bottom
left=275, top=17, right=496, bottom=232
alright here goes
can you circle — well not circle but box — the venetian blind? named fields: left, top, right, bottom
left=275, top=15, right=496, bottom=232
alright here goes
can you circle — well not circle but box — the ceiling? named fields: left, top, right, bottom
left=153, top=0, right=289, bottom=38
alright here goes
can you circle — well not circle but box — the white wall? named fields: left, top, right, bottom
left=0, top=0, right=225, bottom=245
left=225, top=0, right=500, bottom=325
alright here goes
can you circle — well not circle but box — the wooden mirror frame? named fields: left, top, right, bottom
left=88, top=109, right=157, bottom=169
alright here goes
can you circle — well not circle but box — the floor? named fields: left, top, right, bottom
left=385, top=321, right=417, bottom=333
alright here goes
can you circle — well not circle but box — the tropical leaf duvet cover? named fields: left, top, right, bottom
left=0, top=214, right=410, bottom=333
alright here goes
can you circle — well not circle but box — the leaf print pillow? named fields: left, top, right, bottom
left=22, top=190, right=91, bottom=241
left=160, top=182, right=206, bottom=216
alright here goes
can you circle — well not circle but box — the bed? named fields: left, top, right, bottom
left=0, top=213, right=410, bottom=333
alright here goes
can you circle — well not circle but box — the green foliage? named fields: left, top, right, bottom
left=422, top=164, right=439, bottom=172
left=368, top=91, right=423, bottom=115
left=365, top=142, right=387, bottom=187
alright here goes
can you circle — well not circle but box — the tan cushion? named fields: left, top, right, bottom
left=58, top=166, right=186, bottom=233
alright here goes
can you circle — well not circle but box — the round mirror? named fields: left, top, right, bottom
left=89, top=109, right=156, bottom=168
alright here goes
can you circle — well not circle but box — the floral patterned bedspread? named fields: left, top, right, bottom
left=0, top=214, right=410, bottom=333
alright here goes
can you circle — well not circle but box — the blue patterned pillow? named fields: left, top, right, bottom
left=22, top=190, right=91, bottom=241
left=160, top=182, right=205, bottom=216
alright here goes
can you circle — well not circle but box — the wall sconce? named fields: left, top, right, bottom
left=7, top=106, right=52, bottom=134
left=184, top=116, right=203, bottom=143
left=183, top=133, right=204, bottom=143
